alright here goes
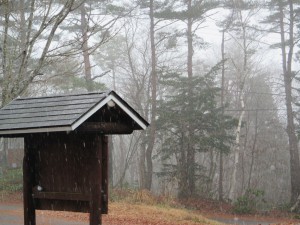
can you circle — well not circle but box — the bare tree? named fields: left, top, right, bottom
left=224, top=0, right=261, bottom=201
left=0, top=0, right=82, bottom=105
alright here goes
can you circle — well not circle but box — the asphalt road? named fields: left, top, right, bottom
left=0, top=203, right=86, bottom=225
left=212, top=217, right=276, bottom=225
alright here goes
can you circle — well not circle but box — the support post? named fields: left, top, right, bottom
left=102, top=136, right=108, bottom=214
left=23, top=136, right=36, bottom=225
left=90, top=135, right=103, bottom=225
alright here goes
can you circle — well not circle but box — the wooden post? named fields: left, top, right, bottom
left=23, top=136, right=36, bottom=225
left=102, top=136, right=108, bottom=214
left=90, top=135, right=103, bottom=225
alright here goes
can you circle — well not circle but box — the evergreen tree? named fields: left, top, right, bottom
left=157, top=65, right=236, bottom=198
left=262, top=0, right=300, bottom=203
left=154, top=0, right=219, bottom=197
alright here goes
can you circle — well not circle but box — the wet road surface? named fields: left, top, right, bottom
left=0, top=203, right=86, bottom=225
left=212, top=217, right=276, bottom=225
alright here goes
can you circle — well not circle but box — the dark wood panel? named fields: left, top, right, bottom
left=33, top=191, right=90, bottom=201
left=26, top=133, right=108, bottom=215
left=35, top=199, right=91, bottom=213
left=77, top=122, right=133, bottom=134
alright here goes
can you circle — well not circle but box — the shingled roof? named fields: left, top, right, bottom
left=0, top=90, right=149, bottom=135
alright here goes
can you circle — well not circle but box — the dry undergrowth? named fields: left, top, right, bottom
left=42, top=201, right=221, bottom=225
left=105, top=201, right=222, bottom=225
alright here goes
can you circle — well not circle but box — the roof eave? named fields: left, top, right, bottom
left=0, top=126, right=72, bottom=137
left=71, top=93, right=149, bottom=131
left=109, top=91, right=149, bottom=127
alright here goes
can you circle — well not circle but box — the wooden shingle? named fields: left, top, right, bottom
left=0, top=90, right=148, bottom=135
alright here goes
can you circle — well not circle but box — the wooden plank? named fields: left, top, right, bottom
left=35, top=200, right=90, bottom=212
left=102, top=136, right=108, bottom=214
left=77, top=122, right=133, bottom=134
left=33, top=191, right=90, bottom=201
left=90, top=135, right=102, bottom=225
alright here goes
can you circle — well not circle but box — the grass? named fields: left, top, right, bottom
left=0, top=168, right=23, bottom=194
left=42, top=200, right=222, bottom=225
left=105, top=201, right=222, bottom=225
left=105, top=189, right=221, bottom=225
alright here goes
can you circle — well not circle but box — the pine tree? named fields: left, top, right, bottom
left=262, top=0, right=300, bottom=203
left=154, top=0, right=219, bottom=197
left=157, top=66, right=236, bottom=198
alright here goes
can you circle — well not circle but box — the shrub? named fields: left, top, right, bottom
left=233, top=189, right=265, bottom=214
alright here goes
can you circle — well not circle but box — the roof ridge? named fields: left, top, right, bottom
left=16, top=90, right=111, bottom=100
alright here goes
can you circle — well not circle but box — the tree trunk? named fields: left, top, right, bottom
left=247, top=114, right=256, bottom=188
left=229, top=14, right=248, bottom=201
left=278, top=0, right=300, bottom=203
left=229, top=95, right=245, bottom=201
left=108, top=136, right=114, bottom=187
left=80, top=5, right=93, bottom=92
left=219, top=30, right=226, bottom=201
left=143, top=0, right=157, bottom=190
left=186, top=0, right=195, bottom=198
left=1, top=1, right=10, bottom=106
left=117, top=136, right=126, bottom=188
left=0, top=138, right=8, bottom=169
left=178, top=140, right=188, bottom=199
left=139, top=140, right=146, bottom=189
left=247, top=109, right=258, bottom=189
left=15, top=0, right=28, bottom=94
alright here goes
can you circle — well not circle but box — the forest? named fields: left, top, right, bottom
left=0, top=0, right=300, bottom=214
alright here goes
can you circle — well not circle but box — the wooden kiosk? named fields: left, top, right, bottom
left=0, top=91, right=149, bottom=225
